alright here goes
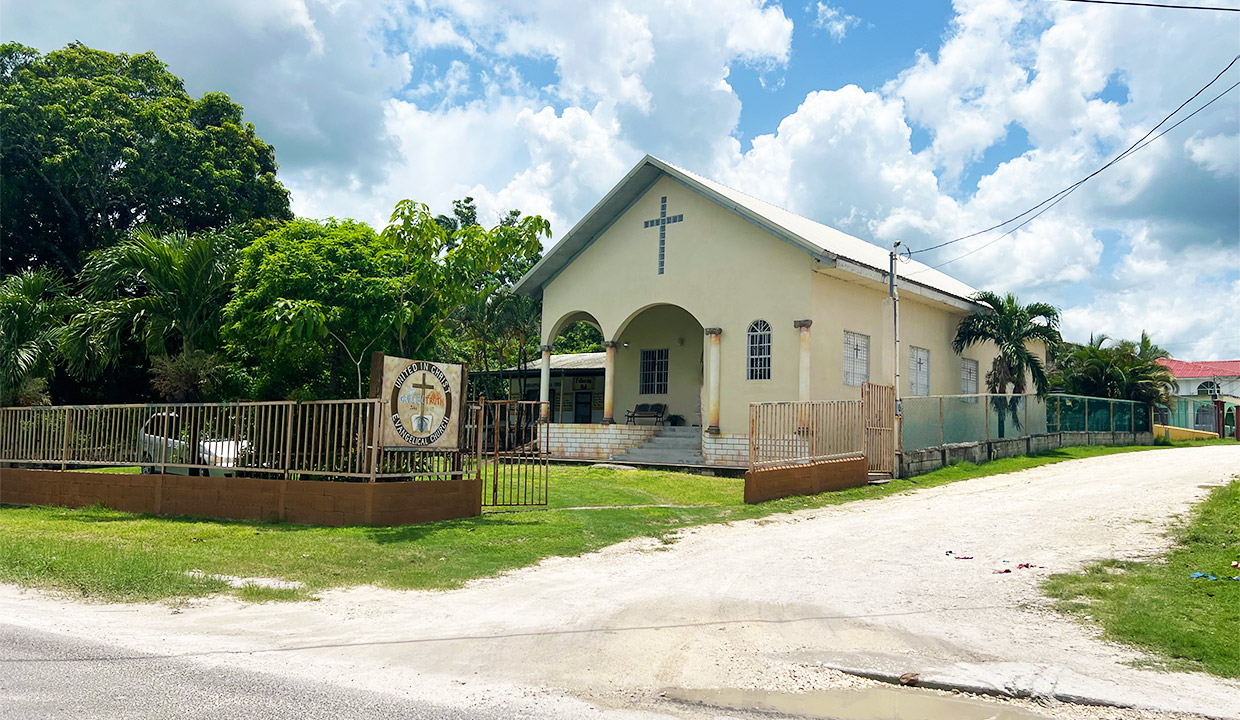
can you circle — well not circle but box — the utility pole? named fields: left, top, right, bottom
left=889, top=241, right=902, bottom=416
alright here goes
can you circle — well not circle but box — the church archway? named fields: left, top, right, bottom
left=612, top=303, right=706, bottom=428
left=534, top=309, right=606, bottom=423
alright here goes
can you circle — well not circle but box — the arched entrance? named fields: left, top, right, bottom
left=612, top=304, right=705, bottom=428
left=538, top=310, right=605, bottom=424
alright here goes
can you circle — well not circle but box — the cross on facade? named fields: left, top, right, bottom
left=642, top=196, right=683, bottom=275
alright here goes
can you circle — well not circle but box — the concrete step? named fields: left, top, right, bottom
left=640, top=438, right=702, bottom=449
left=612, top=450, right=707, bottom=463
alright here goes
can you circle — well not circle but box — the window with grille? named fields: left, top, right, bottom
left=747, top=320, right=771, bottom=380
left=909, top=346, right=930, bottom=396
left=961, top=358, right=979, bottom=396
left=639, top=349, right=669, bottom=394
left=843, top=331, right=869, bottom=386
left=1153, top=406, right=1169, bottom=425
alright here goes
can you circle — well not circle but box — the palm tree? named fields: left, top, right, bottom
left=0, top=268, right=79, bottom=405
left=64, top=227, right=236, bottom=392
left=66, top=228, right=235, bottom=363
left=952, top=291, right=1062, bottom=438
left=1054, top=333, right=1175, bottom=407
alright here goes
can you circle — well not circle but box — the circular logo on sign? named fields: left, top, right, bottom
left=389, top=362, right=454, bottom=446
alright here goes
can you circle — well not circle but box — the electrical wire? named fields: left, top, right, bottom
left=1053, top=0, right=1240, bottom=11
left=902, top=53, right=1240, bottom=270
left=911, top=54, right=1240, bottom=258
left=914, top=78, right=1240, bottom=271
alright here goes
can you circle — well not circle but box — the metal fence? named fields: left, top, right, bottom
left=748, top=399, right=865, bottom=470
left=0, top=399, right=473, bottom=481
left=1159, top=396, right=1227, bottom=434
left=901, top=393, right=1152, bottom=452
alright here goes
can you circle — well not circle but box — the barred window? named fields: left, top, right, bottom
left=909, top=346, right=930, bottom=396
left=639, top=349, right=669, bottom=394
left=843, top=331, right=869, bottom=387
left=747, top=320, right=772, bottom=380
left=961, top=358, right=979, bottom=395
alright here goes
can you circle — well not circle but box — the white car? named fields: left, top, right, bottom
left=139, top=412, right=247, bottom=476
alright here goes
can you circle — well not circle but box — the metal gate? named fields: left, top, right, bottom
left=472, top=400, right=549, bottom=507
left=862, top=383, right=896, bottom=475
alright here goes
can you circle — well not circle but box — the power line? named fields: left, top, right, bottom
left=918, top=78, right=1240, bottom=271
left=1053, top=0, right=1240, bottom=11
left=906, top=53, right=1240, bottom=267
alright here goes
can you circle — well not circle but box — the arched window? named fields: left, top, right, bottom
left=1198, top=381, right=1219, bottom=396
left=747, top=320, right=771, bottom=380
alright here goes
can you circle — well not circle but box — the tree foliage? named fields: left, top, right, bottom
left=383, top=198, right=548, bottom=359
left=64, top=227, right=238, bottom=378
left=1052, top=332, right=1175, bottom=406
left=953, top=291, right=1062, bottom=437
left=953, top=291, right=1062, bottom=396
left=0, top=42, right=292, bottom=274
left=0, top=268, right=79, bottom=405
left=224, top=219, right=399, bottom=400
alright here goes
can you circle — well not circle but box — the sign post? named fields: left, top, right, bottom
left=370, top=353, right=467, bottom=451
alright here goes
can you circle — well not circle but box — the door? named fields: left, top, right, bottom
left=574, top=392, right=592, bottom=424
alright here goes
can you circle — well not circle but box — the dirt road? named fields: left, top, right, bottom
left=3, top=445, right=1238, bottom=718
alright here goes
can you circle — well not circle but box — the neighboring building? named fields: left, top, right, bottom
left=1155, top=358, right=1240, bottom=436
left=512, top=155, right=1036, bottom=466
left=491, top=352, right=606, bottom=424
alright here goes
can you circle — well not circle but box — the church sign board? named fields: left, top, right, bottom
left=370, top=353, right=466, bottom=450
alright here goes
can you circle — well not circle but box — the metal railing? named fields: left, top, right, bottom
left=901, top=393, right=1153, bottom=452
left=748, top=399, right=865, bottom=470
left=0, top=399, right=473, bottom=481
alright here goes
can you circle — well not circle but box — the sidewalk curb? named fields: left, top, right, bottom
left=823, top=664, right=1233, bottom=719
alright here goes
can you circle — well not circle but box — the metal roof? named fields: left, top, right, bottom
left=1158, top=358, right=1240, bottom=378
left=513, top=154, right=982, bottom=308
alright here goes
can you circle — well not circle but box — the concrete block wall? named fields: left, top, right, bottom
left=0, top=468, right=480, bottom=526
left=896, top=431, right=1159, bottom=478
left=546, top=423, right=659, bottom=461
left=702, top=433, right=749, bottom=468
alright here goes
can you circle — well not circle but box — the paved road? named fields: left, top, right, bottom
left=3, top=446, right=1239, bottom=719
left=0, top=624, right=581, bottom=720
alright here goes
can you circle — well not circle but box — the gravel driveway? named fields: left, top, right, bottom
left=3, top=445, right=1238, bottom=719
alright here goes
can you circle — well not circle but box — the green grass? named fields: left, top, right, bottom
left=1044, top=479, right=1240, bottom=679
left=0, top=440, right=1229, bottom=604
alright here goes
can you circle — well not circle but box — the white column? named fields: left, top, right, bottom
left=603, top=341, right=618, bottom=424
left=538, top=344, right=552, bottom=421
left=705, top=328, right=722, bottom=434
left=794, top=319, right=812, bottom=402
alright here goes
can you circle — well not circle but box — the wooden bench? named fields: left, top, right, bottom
left=625, top=403, right=667, bottom=425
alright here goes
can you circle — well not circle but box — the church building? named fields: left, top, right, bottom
left=513, top=155, right=1006, bottom=468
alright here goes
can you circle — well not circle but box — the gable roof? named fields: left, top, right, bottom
left=513, top=154, right=982, bottom=309
left=1157, top=358, right=1240, bottom=379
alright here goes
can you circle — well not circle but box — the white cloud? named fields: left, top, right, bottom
left=813, top=2, right=860, bottom=42
left=1185, top=132, right=1240, bottom=178
left=5, top=0, right=1237, bottom=357
left=409, top=15, right=475, bottom=52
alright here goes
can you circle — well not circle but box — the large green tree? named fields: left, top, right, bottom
left=0, top=42, right=292, bottom=274
left=952, top=291, right=1062, bottom=437
left=383, top=199, right=548, bottom=359
left=223, top=219, right=402, bottom=400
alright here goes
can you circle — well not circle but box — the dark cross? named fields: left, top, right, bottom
left=642, top=196, right=683, bottom=275
left=411, top=372, right=435, bottom=431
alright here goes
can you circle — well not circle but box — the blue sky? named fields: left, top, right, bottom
left=4, top=0, right=1239, bottom=358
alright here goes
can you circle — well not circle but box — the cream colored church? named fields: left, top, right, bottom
left=513, top=155, right=1007, bottom=467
